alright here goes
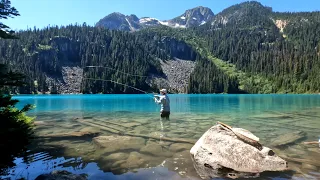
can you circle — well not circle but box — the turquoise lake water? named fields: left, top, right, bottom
left=1, top=94, right=320, bottom=180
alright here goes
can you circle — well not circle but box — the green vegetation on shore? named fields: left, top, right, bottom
left=0, top=0, right=35, bottom=173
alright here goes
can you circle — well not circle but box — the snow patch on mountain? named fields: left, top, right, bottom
left=175, top=23, right=186, bottom=28
left=140, top=17, right=158, bottom=23
left=159, top=21, right=169, bottom=26
left=125, top=18, right=135, bottom=31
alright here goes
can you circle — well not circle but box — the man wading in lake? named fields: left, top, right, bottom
left=154, top=89, right=170, bottom=119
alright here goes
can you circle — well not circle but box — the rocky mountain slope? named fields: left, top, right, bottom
left=95, top=6, right=214, bottom=31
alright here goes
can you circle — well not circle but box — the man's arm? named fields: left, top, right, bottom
left=154, top=97, right=161, bottom=104
left=154, top=96, right=165, bottom=104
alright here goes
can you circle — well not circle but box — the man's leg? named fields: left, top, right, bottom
left=161, top=111, right=170, bottom=119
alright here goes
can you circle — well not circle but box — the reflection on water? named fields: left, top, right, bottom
left=1, top=95, right=320, bottom=180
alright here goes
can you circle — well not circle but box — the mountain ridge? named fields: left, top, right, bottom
left=95, top=6, right=214, bottom=31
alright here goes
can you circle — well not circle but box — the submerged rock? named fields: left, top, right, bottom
left=169, top=143, right=193, bottom=153
left=190, top=124, right=288, bottom=179
left=301, top=163, right=318, bottom=171
left=140, top=140, right=172, bottom=157
left=125, top=151, right=147, bottom=168
left=272, top=131, right=306, bottom=147
left=40, top=131, right=100, bottom=140
left=92, top=135, right=145, bottom=154
left=35, top=170, right=87, bottom=180
left=103, top=152, right=129, bottom=161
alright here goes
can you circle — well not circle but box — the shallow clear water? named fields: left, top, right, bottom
left=1, top=94, right=320, bottom=180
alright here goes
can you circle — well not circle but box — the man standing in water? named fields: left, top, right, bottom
left=154, top=89, right=170, bottom=119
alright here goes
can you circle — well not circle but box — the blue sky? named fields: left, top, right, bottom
left=5, top=0, right=320, bottom=30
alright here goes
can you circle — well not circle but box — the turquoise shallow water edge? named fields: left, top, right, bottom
left=14, top=94, right=320, bottom=113
left=0, top=94, right=319, bottom=180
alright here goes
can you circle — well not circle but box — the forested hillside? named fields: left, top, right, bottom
left=0, top=1, right=319, bottom=94
left=195, top=1, right=320, bottom=93
left=0, top=25, right=240, bottom=94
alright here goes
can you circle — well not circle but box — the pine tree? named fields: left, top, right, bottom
left=0, top=0, right=35, bottom=173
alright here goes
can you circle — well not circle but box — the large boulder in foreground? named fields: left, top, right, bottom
left=190, top=124, right=288, bottom=179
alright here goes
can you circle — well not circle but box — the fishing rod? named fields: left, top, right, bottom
left=84, top=78, right=156, bottom=98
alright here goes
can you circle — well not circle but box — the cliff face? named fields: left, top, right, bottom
left=159, top=36, right=197, bottom=60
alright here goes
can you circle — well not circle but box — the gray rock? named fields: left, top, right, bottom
left=190, top=124, right=288, bottom=179
left=272, top=131, right=307, bottom=147
left=35, top=170, right=87, bottom=180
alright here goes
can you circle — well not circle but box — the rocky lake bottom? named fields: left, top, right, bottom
left=1, top=108, right=320, bottom=180
left=1, top=94, right=320, bottom=180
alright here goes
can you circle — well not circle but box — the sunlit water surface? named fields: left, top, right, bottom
left=1, top=94, right=320, bottom=180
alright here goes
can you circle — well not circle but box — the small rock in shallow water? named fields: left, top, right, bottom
left=112, top=160, right=127, bottom=168
left=35, top=170, right=87, bottom=180
left=92, top=135, right=145, bottom=154
left=272, top=131, right=307, bottom=147
left=140, top=140, right=172, bottom=157
left=123, top=152, right=146, bottom=169
left=301, top=163, right=318, bottom=171
left=103, top=152, right=129, bottom=162
left=79, top=127, right=100, bottom=133
left=169, top=143, right=193, bottom=153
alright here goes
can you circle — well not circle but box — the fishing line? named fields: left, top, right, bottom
left=85, top=66, right=150, bottom=78
left=84, top=65, right=158, bottom=98
left=84, top=78, right=155, bottom=98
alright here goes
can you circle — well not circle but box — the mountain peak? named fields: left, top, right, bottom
left=169, top=6, right=214, bottom=28
left=211, top=1, right=272, bottom=27
left=95, top=12, right=141, bottom=31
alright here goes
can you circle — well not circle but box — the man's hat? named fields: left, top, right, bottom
left=160, top=89, right=167, bottom=94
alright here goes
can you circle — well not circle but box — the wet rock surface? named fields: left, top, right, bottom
left=190, top=124, right=288, bottom=179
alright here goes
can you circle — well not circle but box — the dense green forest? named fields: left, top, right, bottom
left=0, top=1, right=319, bottom=94
left=0, top=25, right=239, bottom=94
left=197, top=2, right=320, bottom=93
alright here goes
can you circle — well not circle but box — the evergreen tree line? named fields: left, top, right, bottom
left=0, top=24, right=240, bottom=94
left=193, top=7, right=320, bottom=93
